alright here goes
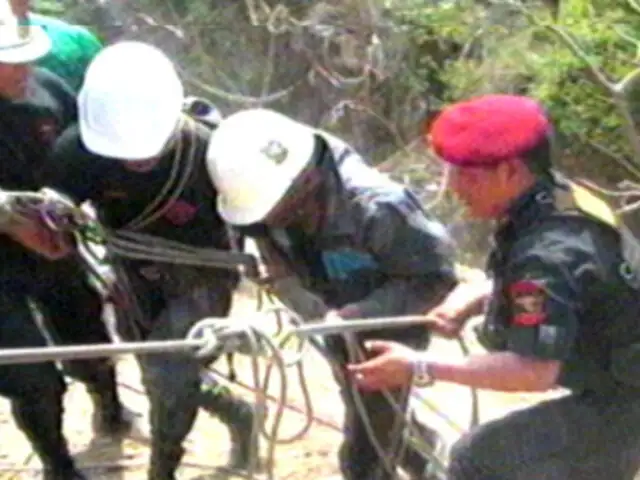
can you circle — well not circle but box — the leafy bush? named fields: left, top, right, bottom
left=396, top=0, right=640, bottom=186
left=40, top=0, right=640, bottom=262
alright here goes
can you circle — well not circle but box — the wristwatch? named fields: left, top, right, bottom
left=412, top=358, right=435, bottom=388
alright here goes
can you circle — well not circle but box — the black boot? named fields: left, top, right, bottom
left=85, top=365, right=137, bottom=437
left=148, top=444, right=185, bottom=480
left=11, top=394, right=86, bottom=480
left=199, top=384, right=259, bottom=470
left=43, top=467, right=88, bottom=480
left=89, top=389, right=139, bottom=437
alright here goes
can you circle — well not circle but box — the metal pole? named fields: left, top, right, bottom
left=0, top=315, right=431, bottom=365
left=291, top=315, right=429, bottom=338
left=0, top=339, right=205, bottom=365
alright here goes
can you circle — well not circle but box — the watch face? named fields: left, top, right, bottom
left=414, top=373, right=433, bottom=388
left=413, top=359, right=434, bottom=387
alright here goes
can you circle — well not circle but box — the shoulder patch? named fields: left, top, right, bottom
left=508, top=280, right=548, bottom=327
left=569, top=182, right=619, bottom=228
left=163, top=199, right=198, bottom=226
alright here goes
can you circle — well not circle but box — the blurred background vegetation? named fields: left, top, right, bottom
left=31, top=0, right=640, bottom=266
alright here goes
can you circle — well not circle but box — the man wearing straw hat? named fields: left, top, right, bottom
left=0, top=2, right=133, bottom=478
left=10, top=0, right=103, bottom=93
left=347, top=94, right=640, bottom=479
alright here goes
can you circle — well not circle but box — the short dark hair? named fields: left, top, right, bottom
left=522, top=133, right=553, bottom=180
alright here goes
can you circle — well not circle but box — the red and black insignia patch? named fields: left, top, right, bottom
left=163, top=199, right=198, bottom=226
left=508, top=280, right=548, bottom=327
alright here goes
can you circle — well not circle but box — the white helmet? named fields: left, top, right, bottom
left=0, top=0, right=50, bottom=64
left=206, top=108, right=317, bottom=226
left=78, top=41, right=184, bottom=161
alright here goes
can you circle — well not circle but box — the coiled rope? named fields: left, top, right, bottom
left=0, top=187, right=480, bottom=479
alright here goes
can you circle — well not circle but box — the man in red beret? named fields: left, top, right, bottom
left=347, top=94, right=640, bottom=478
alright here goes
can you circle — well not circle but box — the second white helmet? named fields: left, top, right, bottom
left=206, top=108, right=317, bottom=226
left=78, top=41, right=184, bottom=161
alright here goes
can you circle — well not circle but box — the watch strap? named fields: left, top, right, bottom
left=412, top=357, right=435, bottom=387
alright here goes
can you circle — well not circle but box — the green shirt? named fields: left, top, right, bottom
left=30, top=13, right=103, bottom=93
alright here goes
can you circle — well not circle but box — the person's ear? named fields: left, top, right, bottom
left=494, top=159, right=512, bottom=190
left=499, top=158, right=530, bottom=185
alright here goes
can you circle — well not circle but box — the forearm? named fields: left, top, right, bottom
left=338, top=273, right=457, bottom=319
left=440, top=277, right=493, bottom=320
left=426, top=351, right=560, bottom=392
left=268, top=277, right=331, bottom=320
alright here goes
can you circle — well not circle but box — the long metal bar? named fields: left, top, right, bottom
left=0, top=315, right=431, bottom=365
left=0, top=339, right=205, bottom=365
left=292, top=315, right=429, bottom=338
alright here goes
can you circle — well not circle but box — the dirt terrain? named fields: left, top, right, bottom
left=0, top=289, right=560, bottom=480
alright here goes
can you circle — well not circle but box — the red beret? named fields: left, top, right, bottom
left=428, top=94, right=551, bottom=167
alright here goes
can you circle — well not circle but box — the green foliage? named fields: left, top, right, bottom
left=528, top=1, right=640, bottom=174
left=397, top=0, right=640, bottom=182
left=32, top=0, right=640, bottom=259
left=32, top=0, right=65, bottom=16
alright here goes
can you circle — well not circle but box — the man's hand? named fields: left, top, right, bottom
left=253, top=238, right=295, bottom=285
left=346, top=340, right=419, bottom=391
left=423, top=302, right=469, bottom=338
left=6, top=215, right=74, bottom=260
left=424, top=278, right=493, bottom=338
left=324, top=310, right=344, bottom=323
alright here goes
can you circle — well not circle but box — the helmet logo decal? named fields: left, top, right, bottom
left=260, top=140, right=288, bottom=165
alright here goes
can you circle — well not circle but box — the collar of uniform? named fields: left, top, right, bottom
left=309, top=142, right=363, bottom=243
left=496, top=181, right=555, bottom=240
left=307, top=137, right=382, bottom=242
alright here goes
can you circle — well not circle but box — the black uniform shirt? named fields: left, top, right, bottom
left=44, top=118, right=238, bottom=316
left=0, top=68, right=76, bottom=283
left=480, top=181, right=640, bottom=394
left=46, top=119, right=228, bottom=249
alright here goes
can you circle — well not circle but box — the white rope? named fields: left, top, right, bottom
left=0, top=312, right=434, bottom=365
left=0, top=309, right=452, bottom=479
left=0, top=188, right=474, bottom=478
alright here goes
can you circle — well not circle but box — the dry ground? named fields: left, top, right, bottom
left=0, top=289, right=562, bottom=480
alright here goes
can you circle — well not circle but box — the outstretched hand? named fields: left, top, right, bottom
left=422, top=279, right=492, bottom=337
left=7, top=214, right=73, bottom=260
left=423, top=307, right=466, bottom=338
left=346, top=340, right=418, bottom=391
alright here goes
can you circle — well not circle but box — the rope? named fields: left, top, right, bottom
left=0, top=307, right=475, bottom=479
left=0, top=312, right=440, bottom=365
left=0, top=189, right=479, bottom=478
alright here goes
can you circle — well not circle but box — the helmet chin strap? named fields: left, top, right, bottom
left=263, top=164, right=329, bottom=232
